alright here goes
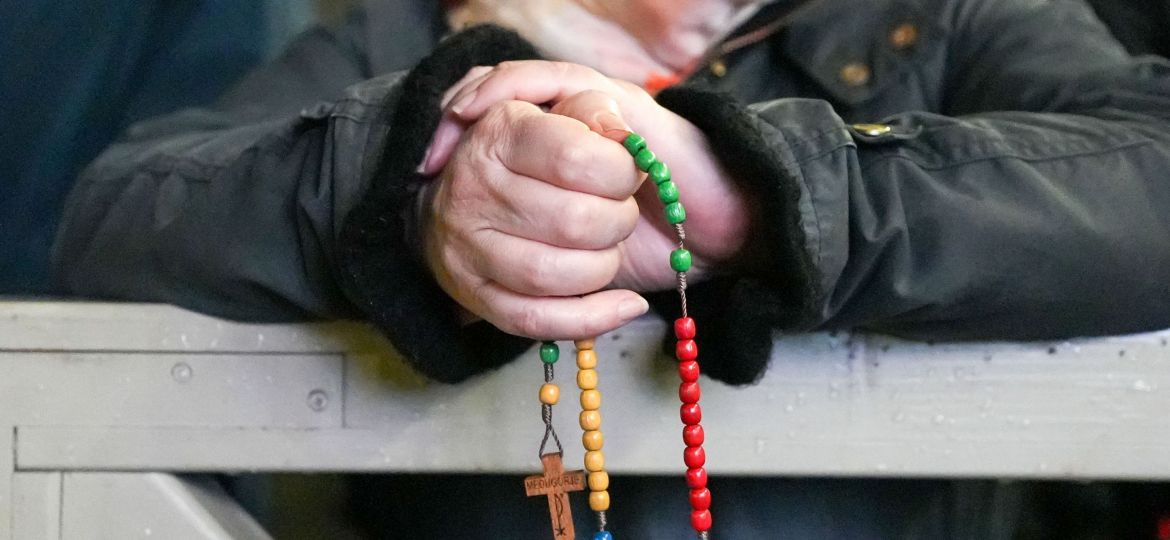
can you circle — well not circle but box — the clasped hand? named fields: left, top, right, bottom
left=418, top=61, right=751, bottom=340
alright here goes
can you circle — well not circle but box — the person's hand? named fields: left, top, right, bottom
left=421, top=61, right=755, bottom=288
left=421, top=96, right=652, bottom=340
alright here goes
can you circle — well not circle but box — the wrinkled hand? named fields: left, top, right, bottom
left=422, top=95, right=650, bottom=340
left=421, top=61, right=754, bottom=339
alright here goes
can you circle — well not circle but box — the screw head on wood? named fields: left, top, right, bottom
left=307, top=389, right=329, bottom=411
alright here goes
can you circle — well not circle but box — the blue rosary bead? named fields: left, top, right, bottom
left=593, top=532, right=614, bottom=540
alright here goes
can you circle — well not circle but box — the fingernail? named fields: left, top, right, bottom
left=595, top=112, right=630, bottom=134
left=416, top=144, right=433, bottom=174
left=440, top=88, right=459, bottom=110
left=449, top=90, right=477, bottom=115
left=618, top=296, right=649, bottom=321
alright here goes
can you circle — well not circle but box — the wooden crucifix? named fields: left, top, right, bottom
left=524, top=452, right=585, bottom=539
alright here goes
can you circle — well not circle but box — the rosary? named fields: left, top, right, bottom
left=522, top=133, right=712, bottom=540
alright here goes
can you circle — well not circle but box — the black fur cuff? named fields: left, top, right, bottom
left=336, top=25, right=541, bottom=383
left=653, top=87, right=823, bottom=385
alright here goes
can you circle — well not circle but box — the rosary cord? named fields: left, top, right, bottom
left=539, top=362, right=563, bottom=457
left=539, top=407, right=563, bottom=456
left=675, top=224, right=689, bottom=318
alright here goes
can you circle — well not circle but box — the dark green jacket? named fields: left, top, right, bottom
left=54, top=0, right=1170, bottom=384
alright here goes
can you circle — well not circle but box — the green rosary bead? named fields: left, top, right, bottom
left=657, top=181, right=679, bottom=204
left=634, top=149, right=657, bottom=172
left=665, top=202, right=687, bottom=224
left=648, top=161, right=671, bottom=184
left=539, top=341, right=560, bottom=364
left=623, top=133, right=647, bottom=156
left=670, top=248, right=693, bottom=272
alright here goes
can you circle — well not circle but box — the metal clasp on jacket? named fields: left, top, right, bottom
left=848, top=122, right=923, bottom=144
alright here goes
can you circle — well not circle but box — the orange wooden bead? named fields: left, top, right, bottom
left=577, top=368, right=598, bottom=390
left=580, top=389, right=601, bottom=411
left=589, top=490, right=611, bottom=511
left=588, top=471, right=610, bottom=491
left=580, top=410, right=602, bottom=431
left=576, top=349, right=598, bottom=369
left=574, top=338, right=595, bottom=351
left=539, top=383, right=560, bottom=405
left=584, top=450, right=605, bottom=472
left=582, top=430, right=604, bottom=451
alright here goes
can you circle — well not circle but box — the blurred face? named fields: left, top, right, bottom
left=579, top=0, right=767, bottom=71
left=449, top=0, right=768, bottom=81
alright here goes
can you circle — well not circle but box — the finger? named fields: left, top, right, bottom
left=419, top=66, right=496, bottom=175
left=549, top=90, right=634, bottom=144
left=449, top=61, right=620, bottom=120
left=470, top=228, right=620, bottom=297
left=483, top=102, right=640, bottom=200
left=485, top=173, right=640, bottom=250
left=441, top=65, right=493, bottom=109
left=444, top=68, right=495, bottom=115
left=476, top=284, right=649, bottom=340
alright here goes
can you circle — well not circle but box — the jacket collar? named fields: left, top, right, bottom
left=361, top=0, right=944, bottom=109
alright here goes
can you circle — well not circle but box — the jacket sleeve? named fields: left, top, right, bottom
left=53, top=19, right=387, bottom=321
left=54, top=23, right=548, bottom=382
left=657, top=0, right=1170, bottom=383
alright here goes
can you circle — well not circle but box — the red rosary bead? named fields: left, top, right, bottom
left=686, top=467, right=708, bottom=488
left=672, top=292, right=709, bottom=533
left=683, top=446, right=706, bottom=468
left=691, top=509, right=713, bottom=532
left=683, top=424, right=704, bottom=447
left=689, top=487, right=711, bottom=511
left=676, top=339, right=698, bottom=361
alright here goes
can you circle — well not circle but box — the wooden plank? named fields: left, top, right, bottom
left=342, top=323, right=1170, bottom=478
left=0, top=301, right=386, bottom=354
left=15, top=326, right=1170, bottom=479
left=12, top=472, right=61, bottom=540
left=0, top=427, right=11, bottom=540
left=0, top=353, right=343, bottom=428
left=60, top=473, right=270, bottom=540
left=15, top=419, right=1170, bottom=480
left=3, top=301, right=1170, bottom=479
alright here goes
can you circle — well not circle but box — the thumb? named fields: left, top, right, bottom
left=549, top=90, right=632, bottom=144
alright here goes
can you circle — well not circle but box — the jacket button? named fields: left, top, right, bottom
left=839, top=63, right=871, bottom=87
left=851, top=123, right=892, bottom=136
left=890, top=23, right=919, bottom=50
left=709, top=59, right=728, bottom=77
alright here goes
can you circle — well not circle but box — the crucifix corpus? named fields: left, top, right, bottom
left=525, top=452, right=585, bottom=539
